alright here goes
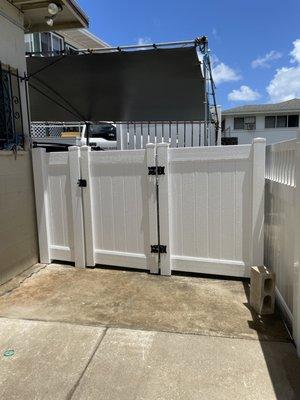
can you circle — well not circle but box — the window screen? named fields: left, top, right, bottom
left=276, top=116, right=287, bottom=128
left=234, top=117, right=244, bottom=130
left=288, top=115, right=299, bottom=127
left=265, top=116, right=276, bottom=128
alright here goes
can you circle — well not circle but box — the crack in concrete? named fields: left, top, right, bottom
left=67, top=327, right=108, bottom=400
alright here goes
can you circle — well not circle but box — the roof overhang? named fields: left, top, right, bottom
left=223, top=110, right=300, bottom=117
left=10, top=0, right=89, bottom=32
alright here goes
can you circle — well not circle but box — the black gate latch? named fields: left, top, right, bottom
left=151, top=245, right=167, bottom=254
left=148, top=166, right=165, bottom=175
left=77, top=179, right=87, bottom=187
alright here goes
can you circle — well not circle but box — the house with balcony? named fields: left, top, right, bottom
left=222, top=98, right=300, bottom=145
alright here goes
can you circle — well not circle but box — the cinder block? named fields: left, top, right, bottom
left=250, top=266, right=275, bottom=315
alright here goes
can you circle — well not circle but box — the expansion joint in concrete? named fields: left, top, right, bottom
left=67, top=327, right=108, bottom=400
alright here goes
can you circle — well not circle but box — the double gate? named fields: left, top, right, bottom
left=32, top=139, right=265, bottom=278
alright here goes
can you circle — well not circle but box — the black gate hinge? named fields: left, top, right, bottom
left=151, top=245, right=167, bottom=254
left=77, top=179, right=87, bottom=187
left=148, top=166, right=165, bottom=175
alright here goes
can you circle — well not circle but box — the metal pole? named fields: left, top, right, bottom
left=26, top=39, right=198, bottom=57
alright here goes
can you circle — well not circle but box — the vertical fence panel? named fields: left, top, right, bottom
left=142, top=123, right=149, bottom=148
left=294, top=138, right=300, bottom=357
left=135, top=123, right=142, bottom=149
left=251, top=138, right=266, bottom=266
left=163, top=122, right=170, bottom=144
left=68, top=147, right=85, bottom=267
left=128, top=124, right=135, bottom=149
left=170, top=123, right=177, bottom=147
left=149, top=123, right=156, bottom=144
left=80, top=146, right=95, bottom=267
left=177, top=123, right=185, bottom=147
left=192, top=122, right=200, bottom=147
left=185, top=123, right=192, bottom=147
left=32, top=148, right=51, bottom=264
left=156, top=143, right=171, bottom=275
left=156, top=123, right=163, bottom=143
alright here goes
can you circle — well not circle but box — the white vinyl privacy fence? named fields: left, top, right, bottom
left=265, top=137, right=300, bottom=356
left=32, top=138, right=265, bottom=279
left=116, top=121, right=220, bottom=149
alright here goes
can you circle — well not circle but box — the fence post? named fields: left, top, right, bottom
left=32, top=148, right=51, bottom=264
left=156, top=143, right=171, bottom=275
left=294, top=132, right=300, bottom=357
left=251, top=138, right=266, bottom=267
left=146, top=143, right=158, bottom=273
left=68, top=147, right=85, bottom=268
left=80, top=146, right=95, bottom=267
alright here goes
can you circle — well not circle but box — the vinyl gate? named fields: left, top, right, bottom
left=32, top=138, right=265, bottom=277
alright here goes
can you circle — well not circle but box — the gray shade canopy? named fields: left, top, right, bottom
left=26, top=47, right=205, bottom=122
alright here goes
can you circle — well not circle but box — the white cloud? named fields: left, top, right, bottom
left=228, top=85, right=261, bottom=101
left=290, top=39, right=300, bottom=63
left=267, top=39, right=300, bottom=102
left=137, top=37, right=152, bottom=46
left=251, top=50, right=282, bottom=69
left=212, top=62, right=241, bottom=85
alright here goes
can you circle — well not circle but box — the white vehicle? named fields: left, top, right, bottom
left=32, top=122, right=117, bottom=150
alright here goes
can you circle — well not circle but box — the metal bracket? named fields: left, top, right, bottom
left=148, top=166, right=165, bottom=175
left=77, top=179, right=87, bottom=187
left=151, top=245, right=167, bottom=254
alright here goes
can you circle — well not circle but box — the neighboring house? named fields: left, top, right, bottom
left=0, top=0, right=89, bottom=283
left=222, top=99, right=300, bottom=145
left=25, top=28, right=109, bottom=55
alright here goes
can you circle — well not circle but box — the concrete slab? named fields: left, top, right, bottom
left=0, top=318, right=105, bottom=400
left=0, top=264, right=289, bottom=341
left=72, top=328, right=300, bottom=400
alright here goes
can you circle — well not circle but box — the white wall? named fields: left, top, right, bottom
left=224, top=115, right=298, bottom=145
left=0, top=1, right=38, bottom=283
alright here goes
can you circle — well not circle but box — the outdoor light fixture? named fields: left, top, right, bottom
left=48, top=2, right=62, bottom=16
left=45, top=16, right=54, bottom=26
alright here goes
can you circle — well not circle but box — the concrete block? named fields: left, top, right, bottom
left=250, top=266, right=275, bottom=315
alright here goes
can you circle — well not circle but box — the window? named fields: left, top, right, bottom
left=265, top=116, right=276, bottom=129
left=24, top=34, right=32, bottom=53
left=276, top=115, right=287, bottom=128
left=32, top=33, right=41, bottom=53
left=265, top=114, right=299, bottom=128
left=234, top=117, right=244, bottom=130
left=234, top=116, right=256, bottom=130
left=41, top=32, right=52, bottom=53
left=51, top=33, right=64, bottom=54
left=0, top=64, right=24, bottom=149
left=288, top=115, right=299, bottom=127
left=244, top=116, right=256, bottom=130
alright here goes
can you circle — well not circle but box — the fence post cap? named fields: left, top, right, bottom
left=68, top=146, right=80, bottom=152
left=253, top=137, right=266, bottom=144
left=146, top=143, right=155, bottom=149
left=80, top=145, right=90, bottom=152
left=156, top=142, right=169, bottom=148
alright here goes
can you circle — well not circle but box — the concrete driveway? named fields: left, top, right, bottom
left=0, top=263, right=299, bottom=399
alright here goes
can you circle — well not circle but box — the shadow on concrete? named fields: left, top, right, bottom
left=243, top=281, right=300, bottom=399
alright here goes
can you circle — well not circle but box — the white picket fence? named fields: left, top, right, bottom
left=265, top=136, right=300, bottom=356
left=116, top=121, right=219, bottom=149
left=32, top=138, right=265, bottom=279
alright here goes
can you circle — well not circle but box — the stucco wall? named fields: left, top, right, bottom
left=0, top=1, right=38, bottom=283
left=224, top=115, right=298, bottom=145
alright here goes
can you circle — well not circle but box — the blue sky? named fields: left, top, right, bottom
left=78, top=0, right=300, bottom=110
